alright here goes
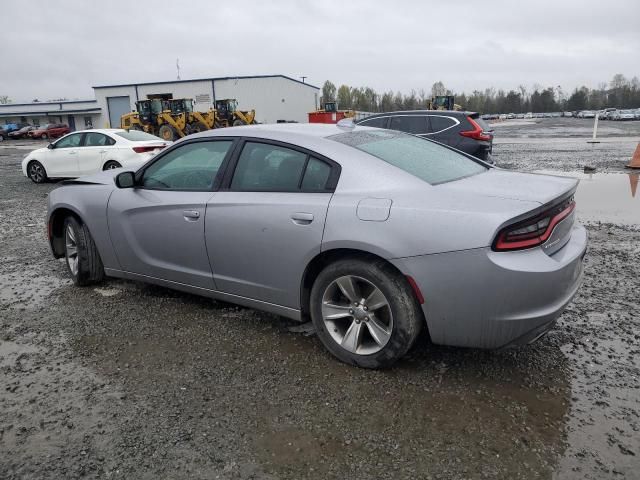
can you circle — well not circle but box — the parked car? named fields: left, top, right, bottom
left=525, top=112, right=533, bottom=119
left=46, top=123, right=587, bottom=368
left=582, top=111, right=595, bottom=119
left=613, top=109, right=636, bottom=121
left=563, top=112, right=573, bottom=118
left=8, top=125, right=35, bottom=139
left=515, top=113, right=525, bottom=119
left=22, top=129, right=169, bottom=183
left=28, top=123, right=70, bottom=140
left=355, top=110, right=494, bottom=162
left=635, top=108, right=640, bottom=120
left=0, top=123, right=22, bottom=141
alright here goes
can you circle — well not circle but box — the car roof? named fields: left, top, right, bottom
left=192, top=122, right=379, bottom=141
left=357, top=110, right=475, bottom=119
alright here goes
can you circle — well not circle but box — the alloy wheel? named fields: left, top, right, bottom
left=321, top=275, right=393, bottom=355
left=65, top=224, right=79, bottom=277
left=29, top=163, right=45, bottom=183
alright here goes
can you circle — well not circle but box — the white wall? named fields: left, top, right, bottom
left=214, top=77, right=317, bottom=123
left=93, top=86, right=137, bottom=128
left=93, top=77, right=318, bottom=127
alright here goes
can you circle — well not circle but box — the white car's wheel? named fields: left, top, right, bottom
left=27, top=160, right=48, bottom=183
left=103, top=160, right=122, bottom=170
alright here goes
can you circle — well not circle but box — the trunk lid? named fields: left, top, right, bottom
left=438, top=169, right=578, bottom=206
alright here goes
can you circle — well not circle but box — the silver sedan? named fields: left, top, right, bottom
left=46, top=123, right=587, bottom=368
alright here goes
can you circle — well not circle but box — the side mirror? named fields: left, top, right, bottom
left=115, top=171, right=136, bottom=188
left=47, top=143, right=54, bottom=149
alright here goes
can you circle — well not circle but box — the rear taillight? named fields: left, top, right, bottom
left=493, top=198, right=575, bottom=251
left=132, top=145, right=165, bottom=153
left=460, top=117, right=493, bottom=142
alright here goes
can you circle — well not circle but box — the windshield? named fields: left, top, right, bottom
left=330, top=130, right=487, bottom=185
left=115, top=130, right=163, bottom=142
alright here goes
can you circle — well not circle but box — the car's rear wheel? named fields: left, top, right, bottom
left=63, top=216, right=105, bottom=286
left=103, top=160, right=122, bottom=170
left=41, top=133, right=48, bottom=140
left=27, top=160, right=48, bottom=183
left=310, top=258, right=423, bottom=369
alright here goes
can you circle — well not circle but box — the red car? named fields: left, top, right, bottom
left=28, top=123, right=70, bottom=140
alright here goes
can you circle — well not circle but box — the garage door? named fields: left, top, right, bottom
left=107, top=96, right=131, bottom=128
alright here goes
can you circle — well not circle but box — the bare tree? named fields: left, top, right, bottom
left=431, top=81, right=446, bottom=98
left=0, top=95, right=11, bottom=104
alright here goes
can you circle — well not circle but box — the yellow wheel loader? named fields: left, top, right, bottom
left=214, top=99, right=256, bottom=127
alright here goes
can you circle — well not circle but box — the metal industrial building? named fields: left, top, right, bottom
left=0, top=74, right=319, bottom=130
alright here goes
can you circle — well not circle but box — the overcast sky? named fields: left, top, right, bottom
left=0, top=0, right=638, bottom=102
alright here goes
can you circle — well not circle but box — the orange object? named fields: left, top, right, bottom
left=626, top=143, right=640, bottom=169
left=629, top=173, right=638, bottom=198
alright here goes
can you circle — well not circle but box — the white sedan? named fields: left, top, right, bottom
left=22, top=129, right=169, bottom=183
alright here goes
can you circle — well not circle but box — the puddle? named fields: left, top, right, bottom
left=0, top=269, right=70, bottom=309
left=534, top=171, right=640, bottom=225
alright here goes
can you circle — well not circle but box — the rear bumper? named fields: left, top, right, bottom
left=392, top=225, right=587, bottom=349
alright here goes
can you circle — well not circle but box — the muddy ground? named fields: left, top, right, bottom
left=1, top=120, right=639, bottom=479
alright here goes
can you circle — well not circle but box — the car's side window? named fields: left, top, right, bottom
left=301, top=157, right=331, bottom=191
left=230, top=142, right=309, bottom=192
left=55, top=133, right=83, bottom=149
left=84, top=132, right=114, bottom=147
left=428, top=116, right=457, bottom=133
left=142, top=140, right=233, bottom=191
left=359, top=117, right=387, bottom=128
left=388, top=116, right=428, bottom=135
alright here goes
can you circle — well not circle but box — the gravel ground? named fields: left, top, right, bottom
left=1, top=121, right=639, bottom=479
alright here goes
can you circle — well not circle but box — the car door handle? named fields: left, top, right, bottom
left=291, top=212, right=314, bottom=225
left=68, top=151, right=77, bottom=155
left=99, top=150, right=107, bottom=153
left=183, top=210, right=200, bottom=221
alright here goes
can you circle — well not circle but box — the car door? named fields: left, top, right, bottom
left=46, top=132, right=84, bottom=176
left=107, top=139, right=236, bottom=289
left=205, top=140, right=338, bottom=308
left=79, top=132, right=113, bottom=174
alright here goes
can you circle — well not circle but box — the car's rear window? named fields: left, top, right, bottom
left=470, top=115, right=492, bottom=131
left=329, top=130, right=487, bottom=185
left=115, top=130, right=163, bottom=142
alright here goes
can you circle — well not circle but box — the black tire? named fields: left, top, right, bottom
left=310, top=258, right=423, bottom=369
left=27, top=160, right=48, bottom=183
left=131, top=124, right=143, bottom=131
left=158, top=124, right=178, bottom=141
left=232, top=118, right=247, bottom=126
left=189, top=121, right=208, bottom=134
left=0, top=133, right=5, bottom=142
left=41, top=133, right=48, bottom=140
left=63, top=216, right=105, bottom=286
left=103, top=160, right=122, bottom=170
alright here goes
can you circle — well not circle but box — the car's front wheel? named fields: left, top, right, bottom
left=41, top=133, right=48, bottom=140
left=27, top=160, right=48, bottom=183
left=310, top=258, right=423, bottom=369
left=63, top=216, right=105, bottom=286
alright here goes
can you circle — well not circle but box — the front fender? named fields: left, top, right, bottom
left=47, top=184, right=119, bottom=269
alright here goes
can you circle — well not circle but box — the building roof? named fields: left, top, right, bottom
left=92, top=74, right=319, bottom=90
left=0, top=106, right=101, bottom=118
left=0, top=100, right=97, bottom=108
